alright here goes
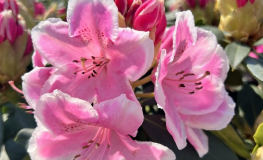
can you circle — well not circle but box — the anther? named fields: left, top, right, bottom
left=91, top=73, right=95, bottom=77
left=73, top=60, right=79, bottom=63
left=88, top=140, right=94, bottom=143
left=189, top=91, right=195, bottom=94
left=74, top=154, right=81, bottom=159
left=91, top=56, right=95, bottom=60
left=96, top=64, right=100, bottom=66
left=195, top=82, right=202, bottom=85
left=179, top=77, right=184, bottom=81
left=82, top=145, right=89, bottom=149
left=88, top=76, right=91, bottom=79
left=80, top=57, right=87, bottom=61
left=179, top=84, right=185, bottom=87
left=176, top=71, right=184, bottom=75
left=107, top=144, right=110, bottom=148
left=196, top=86, right=203, bottom=90
left=74, top=72, right=77, bottom=74
left=82, top=72, right=85, bottom=74
left=93, top=70, right=97, bottom=74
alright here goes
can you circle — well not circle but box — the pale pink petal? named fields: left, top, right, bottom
left=41, top=64, right=136, bottom=103
left=171, top=10, right=197, bottom=62
left=154, top=50, right=187, bottom=149
left=94, top=94, right=143, bottom=137
left=158, top=27, right=174, bottom=59
left=32, top=18, right=98, bottom=68
left=254, top=45, right=263, bottom=53
left=108, top=131, right=176, bottom=160
left=107, top=28, right=154, bottom=81
left=164, top=98, right=187, bottom=150
left=182, top=94, right=235, bottom=130
left=35, top=90, right=99, bottom=136
left=32, top=50, right=47, bottom=68
left=28, top=126, right=103, bottom=160
left=166, top=75, right=226, bottom=115
left=22, top=67, right=55, bottom=109
left=186, top=127, right=208, bottom=157
left=67, top=0, right=118, bottom=41
left=249, top=52, right=259, bottom=59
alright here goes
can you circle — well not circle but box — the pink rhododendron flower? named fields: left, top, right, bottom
left=31, top=0, right=154, bottom=103
left=34, top=1, right=45, bottom=17
left=28, top=90, right=176, bottom=160
left=115, top=0, right=166, bottom=45
left=22, top=67, right=56, bottom=109
left=0, top=0, right=19, bottom=17
left=152, top=11, right=235, bottom=157
left=236, top=0, right=255, bottom=8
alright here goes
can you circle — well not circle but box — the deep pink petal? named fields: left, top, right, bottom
left=67, top=0, right=118, bottom=42
left=35, top=90, right=99, bottom=136
left=108, top=131, right=176, bottom=160
left=32, top=50, right=47, bottom=67
left=182, top=94, right=235, bottom=130
left=22, top=67, right=55, bottom=109
left=94, top=94, right=143, bottom=137
left=155, top=13, right=167, bottom=45
left=32, top=18, right=97, bottom=68
left=186, top=127, right=208, bottom=157
left=185, top=0, right=196, bottom=8
left=115, top=0, right=128, bottom=15
left=107, top=28, right=154, bottom=81
left=236, top=0, right=248, bottom=8
left=249, top=0, right=255, bottom=4
left=254, top=45, right=263, bottom=53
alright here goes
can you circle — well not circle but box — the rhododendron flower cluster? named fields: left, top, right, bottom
left=16, top=0, right=236, bottom=159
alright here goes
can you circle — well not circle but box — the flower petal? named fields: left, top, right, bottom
left=28, top=126, right=101, bottom=160
left=94, top=94, right=143, bottom=137
left=182, top=94, right=235, bottom=130
left=107, top=27, right=154, bottom=81
left=35, top=90, right=99, bottom=136
left=108, top=131, right=176, bottom=160
left=186, top=127, right=208, bottom=157
left=171, top=10, right=197, bottom=62
left=32, top=18, right=96, bottom=68
left=170, top=75, right=226, bottom=115
left=32, top=50, right=47, bottom=68
left=41, top=64, right=136, bottom=103
left=67, top=0, right=118, bottom=41
left=22, top=67, right=55, bottom=109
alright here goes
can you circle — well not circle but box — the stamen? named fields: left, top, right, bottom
left=196, top=86, right=203, bottom=90
left=195, top=82, right=202, bottom=85
left=178, top=71, right=210, bottom=83
left=176, top=71, right=184, bottom=75
left=73, top=60, right=79, bottom=63
left=189, top=91, right=195, bottom=94
left=74, top=154, right=81, bottom=159
left=179, top=84, right=185, bottom=87
left=82, top=145, right=89, bottom=149
left=8, top=81, right=23, bottom=94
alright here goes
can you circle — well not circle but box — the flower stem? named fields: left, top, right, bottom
left=131, top=75, right=152, bottom=88
left=135, top=93, right=154, bottom=98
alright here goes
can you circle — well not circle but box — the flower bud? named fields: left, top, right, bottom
left=116, top=0, right=166, bottom=45
left=0, top=10, right=18, bottom=44
left=171, top=0, right=216, bottom=24
left=34, top=1, right=45, bottom=17
left=217, top=0, right=263, bottom=41
left=0, top=0, right=19, bottom=17
left=0, top=13, right=32, bottom=86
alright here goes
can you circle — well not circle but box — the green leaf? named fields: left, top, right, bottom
left=211, top=125, right=250, bottom=158
left=237, top=84, right=263, bottom=127
left=199, top=25, right=224, bottom=41
left=253, top=37, right=263, bottom=46
left=142, top=115, right=239, bottom=160
left=14, top=128, right=34, bottom=150
left=245, top=56, right=263, bottom=81
left=5, top=139, right=27, bottom=160
left=225, top=42, right=250, bottom=70
left=254, top=123, right=263, bottom=147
